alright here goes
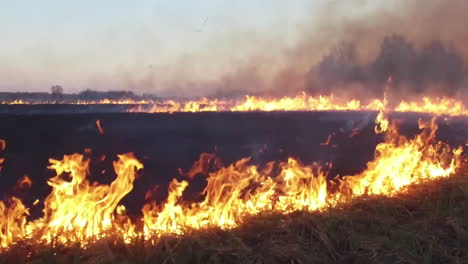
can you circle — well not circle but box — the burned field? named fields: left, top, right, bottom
left=0, top=105, right=467, bottom=263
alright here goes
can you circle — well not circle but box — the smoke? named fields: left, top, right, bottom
left=144, top=0, right=468, bottom=100
left=310, top=35, right=466, bottom=101
left=286, top=0, right=468, bottom=102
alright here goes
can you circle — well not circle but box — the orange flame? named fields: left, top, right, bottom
left=0, top=113, right=464, bottom=250
left=13, top=176, right=32, bottom=191
left=142, top=114, right=462, bottom=237
left=96, top=120, right=105, bottom=135
left=0, top=99, right=151, bottom=105
left=179, top=153, right=221, bottom=179
left=0, top=197, right=29, bottom=248
left=31, top=153, right=142, bottom=244
left=0, top=94, right=466, bottom=116
left=0, top=140, right=6, bottom=151
left=130, top=93, right=468, bottom=116
left=394, top=97, right=468, bottom=116
left=0, top=153, right=143, bottom=247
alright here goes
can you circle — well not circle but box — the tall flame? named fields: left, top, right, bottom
left=0, top=153, right=143, bottom=247
left=0, top=198, right=29, bottom=248
left=28, top=153, right=143, bottom=244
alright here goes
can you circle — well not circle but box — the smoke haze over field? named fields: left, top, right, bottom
left=0, top=0, right=467, bottom=100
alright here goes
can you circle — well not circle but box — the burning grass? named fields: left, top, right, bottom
left=129, top=93, right=468, bottom=117
left=2, top=93, right=467, bottom=117
left=1, top=171, right=468, bottom=264
left=0, top=108, right=465, bottom=263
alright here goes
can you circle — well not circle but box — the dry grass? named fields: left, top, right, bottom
left=2, top=172, right=468, bottom=264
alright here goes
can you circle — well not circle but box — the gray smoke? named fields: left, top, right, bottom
left=310, top=35, right=466, bottom=100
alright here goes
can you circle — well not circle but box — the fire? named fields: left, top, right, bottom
left=375, top=111, right=389, bottom=133
left=0, top=140, right=6, bottom=151
left=0, top=99, right=151, bottom=105
left=75, top=99, right=151, bottom=105
left=0, top=198, right=29, bottom=248
left=395, top=97, right=468, bottom=116
left=340, top=116, right=462, bottom=197
left=142, top=158, right=328, bottom=236
left=0, top=153, right=143, bottom=248
left=96, top=119, right=105, bottom=135
left=1, top=99, right=28, bottom=105
left=130, top=93, right=468, bottom=116
left=230, top=93, right=362, bottom=112
left=0, top=112, right=464, bottom=251
left=142, top=113, right=462, bottom=237
left=134, top=97, right=225, bottom=113
left=14, top=176, right=32, bottom=191
left=31, top=153, right=142, bottom=244
left=0, top=94, right=466, bottom=116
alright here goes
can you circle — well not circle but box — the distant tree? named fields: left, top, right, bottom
left=51, top=85, right=64, bottom=100
left=372, top=35, right=418, bottom=84
left=418, top=40, right=464, bottom=89
left=318, top=42, right=361, bottom=84
left=78, top=89, right=137, bottom=100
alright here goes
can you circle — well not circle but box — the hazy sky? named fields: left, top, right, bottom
left=2, top=1, right=452, bottom=96
left=0, top=0, right=318, bottom=93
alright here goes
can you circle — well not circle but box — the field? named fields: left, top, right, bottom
left=0, top=105, right=467, bottom=263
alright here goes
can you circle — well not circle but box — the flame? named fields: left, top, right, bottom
left=136, top=97, right=224, bottom=113
left=131, top=93, right=468, bottom=116
left=375, top=111, right=389, bottom=133
left=96, top=120, right=105, bottom=135
left=29, top=153, right=143, bottom=244
left=179, top=153, right=220, bottom=178
left=341, top=115, right=462, bottom=197
left=395, top=97, right=468, bottom=116
left=1, top=99, right=28, bottom=105
left=142, top=114, right=462, bottom=237
left=13, top=176, right=32, bottom=191
left=0, top=198, right=29, bottom=248
left=0, top=94, right=466, bottom=116
left=75, top=99, right=151, bottom=105
left=230, top=93, right=362, bottom=112
left=0, top=153, right=143, bottom=248
left=0, top=99, right=151, bottom=105
left=0, top=140, right=6, bottom=151
left=0, top=112, right=464, bottom=250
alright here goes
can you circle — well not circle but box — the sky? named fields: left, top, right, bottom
left=2, top=1, right=460, bottom=97
left=0, top=0, right=317, bottom=94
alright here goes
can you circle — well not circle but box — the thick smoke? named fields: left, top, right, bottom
left=311, top=35, right=467, bottom=100
left=198, top=0, right=468, bottom=101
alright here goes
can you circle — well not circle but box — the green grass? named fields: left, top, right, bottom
left=2, top=172, right=468, bottom=264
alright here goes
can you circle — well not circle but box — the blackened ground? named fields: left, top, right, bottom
left=0, top=106, right=466, bottom=218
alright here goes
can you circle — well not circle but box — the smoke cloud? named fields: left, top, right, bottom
left=143, top=0, right=468, bottom=101
left=311, top=35, right=466, bottom=100
left=284, top=0, right=468, bottom=102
